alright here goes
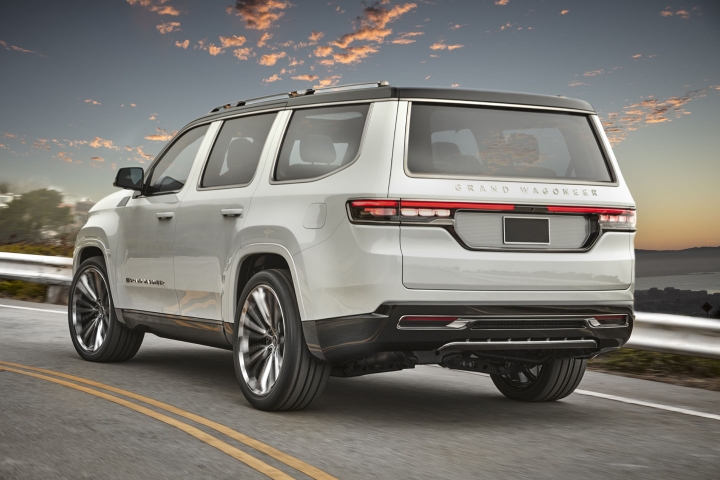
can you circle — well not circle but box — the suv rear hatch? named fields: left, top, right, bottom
left=387, top=101, right=635, bottom=291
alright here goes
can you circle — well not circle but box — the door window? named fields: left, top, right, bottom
left=274, top=104, right=370, bottom=182
left=146, top=125, right=209, bottom=195
left=201, top=113, right=277, bottom=188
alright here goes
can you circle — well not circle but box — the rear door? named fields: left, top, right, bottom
left=389, top=101, right=636, bottom=291
left=173, top=111, right=282, bottom=321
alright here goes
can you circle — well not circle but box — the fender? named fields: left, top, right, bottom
left=224, top=242, right=307, bottom=326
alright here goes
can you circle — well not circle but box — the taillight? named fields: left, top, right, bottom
left=347, top=200, right=635, bottom=231
left=598, top=210, right=636, bottom=230
left=548, top=205, right=636, bottom=230
left=347, top=200, right=399, bottom=224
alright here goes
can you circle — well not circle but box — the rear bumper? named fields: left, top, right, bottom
left=302, top=303, right=634, bottom=364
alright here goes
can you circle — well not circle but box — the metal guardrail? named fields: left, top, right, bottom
left=0, top=252, right=73, bottom=286
left=627, top=312, right=720, bottom=360
left=0, top=253, right=717, bottom=358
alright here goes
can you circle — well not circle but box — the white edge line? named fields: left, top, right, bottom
left=0, top=304, right=66, bottom=314
left=575, top=390, right=720, bottom=421
left=424, top=365, right=720, bottom=421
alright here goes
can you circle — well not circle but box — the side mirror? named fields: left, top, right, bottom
left=114, top=167, right=144, bottom=191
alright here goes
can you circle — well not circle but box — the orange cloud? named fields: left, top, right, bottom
left=583, top=69, right=605, bottom=77
left=33, top=139, right=50, bottom=150
left=333, top=45, right=378, bottom=65
left=84, top=99, right=101, bottom=105
left=208, top=44, right=224, bottom=56
left=568, top=81, right=587, bottom=87
left=495, top=0, right=509, bottom=4
left=258, top=50, right=286, bottom=66
left=560, top=9, right=569, bottom=15
left=391, top=31, right=424, bottom=44
left=90, top=156, right=105, bottom=162
left=145, top=128, right=177, bottom=142
left=314, top=75, right=342, bottom=88
left=257, top=32, right=272, bottom=47
left=263, top=73, right=282, bottom=83
left=151, top=5, right=179, bottom=15
left=233, top=47, right=253, bottom=60
left=309, top=31, right=324, bottom=42
left=175, top=39, right=189, bottom=49
left=317, top=59, right=334, bottom=66
left=57, top=152, right=73, bottom=162
left=0, top=39, right=46, bottom=57
left=292, top=74, right=319, bottom=82
left=313, top=45, right=333, bottom=57
left=601, top=88, right=707, bottom=145
left=631, top=53, right=642, bottom=59
left=89, top=137, right=120, bottom=150
left=156, top=22, right=181, bottom=34
left=327, top=2, right=416, bottom=50
left=232, top=0, right=290, bottom=30
left=429, top=41, right=463, bottom=51
left=220, top=35, right=247, bottom=48
left=126, top=1, right=180, bottom=16
left=288, top=57, right=303, bottom=66
left=451, top=83, right=460, bottom=87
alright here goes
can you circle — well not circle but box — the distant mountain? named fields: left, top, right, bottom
left=635, top=247, right=720, bottom=277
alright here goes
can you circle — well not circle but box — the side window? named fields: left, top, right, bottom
left=201, top=113, right=277, bottom=188
left=274, top=104, right=370, bottom=182
left=146, top=125, right=209, bottom=195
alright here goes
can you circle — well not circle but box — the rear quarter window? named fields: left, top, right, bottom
left=407, top=104, right=613, bottom=183
left=274, top=104, right=370, bottom=182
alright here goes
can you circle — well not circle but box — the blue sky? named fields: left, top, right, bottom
left=0, top=0, right=718, bottom=249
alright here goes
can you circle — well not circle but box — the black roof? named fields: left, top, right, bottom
left=189, top=83, right=595, bottom=128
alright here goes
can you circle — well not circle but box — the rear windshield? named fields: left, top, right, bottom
left=407, top=104, right=613, bottom=183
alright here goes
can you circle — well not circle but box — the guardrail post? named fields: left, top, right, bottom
left=46, top=285, right=69, bottom=306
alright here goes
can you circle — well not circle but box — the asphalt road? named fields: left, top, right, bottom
left=1, top=299, right=719, bottom=480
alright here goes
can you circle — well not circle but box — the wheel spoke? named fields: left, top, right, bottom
left=77, top=273, right=98, bottom=302
left=94, top=318, right=105, bottom=350
left=258, top=355, right=273, bottom=393
left=252, top=289, right=274, bottom=334
left=242, top=311, right=268, bottom=336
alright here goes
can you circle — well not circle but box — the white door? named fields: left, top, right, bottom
left=115, top=124, right=211, bottom=314
left=173, top=112, right=281, bottom=321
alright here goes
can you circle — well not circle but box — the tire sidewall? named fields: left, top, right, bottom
left=233, top=270, right=304, bottom=410
left=68, top=257, right=119, bottom=361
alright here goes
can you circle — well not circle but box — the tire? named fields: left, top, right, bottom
left=490, top=358, right=587, bottom=402
left=68, top=257, right=144, bottom=362
left=233, top=269, right=330, bottom=411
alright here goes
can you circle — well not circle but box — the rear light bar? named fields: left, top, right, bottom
left=347, top=199, right=635, bottom=230
left=347, top=199, right=515, bottom=224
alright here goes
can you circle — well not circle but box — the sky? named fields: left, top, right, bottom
left=0, top=0, right=718, bottom=250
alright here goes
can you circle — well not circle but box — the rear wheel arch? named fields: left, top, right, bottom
left=231, top=247, right=306, bottom=322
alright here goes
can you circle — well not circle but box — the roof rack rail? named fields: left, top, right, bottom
left=209, top=80, right=390, bottom=113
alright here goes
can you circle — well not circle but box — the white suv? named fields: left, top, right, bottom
left=69, top=82, right=636, bottom=410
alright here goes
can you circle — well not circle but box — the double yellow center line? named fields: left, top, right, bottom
left=0, top=361, right=336, bottom=480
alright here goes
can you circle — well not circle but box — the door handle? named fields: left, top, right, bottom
left=221, top=208, right=243, bottom=217
left=156, top=212, right=174, bottom=220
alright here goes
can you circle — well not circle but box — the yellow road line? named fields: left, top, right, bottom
left=0, top=361, right=336, bottom=480
left=1, top=365, right=293, bottom=480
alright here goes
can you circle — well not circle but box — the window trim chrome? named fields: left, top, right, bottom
left=402, top=101, right=619, bottom=187
left=195, top=111, right=281, bottom=191
left=268, top=102, right=375, bottom=185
